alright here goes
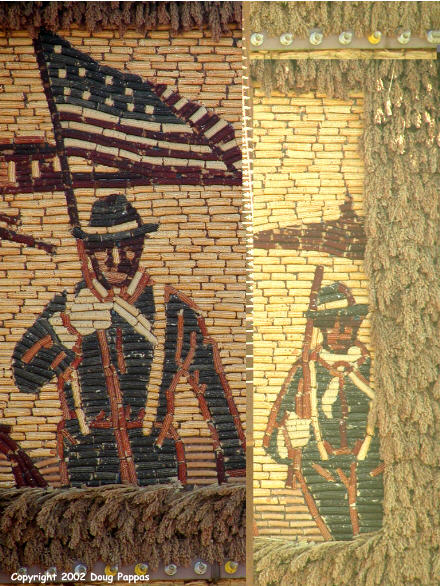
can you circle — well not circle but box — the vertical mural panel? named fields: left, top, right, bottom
left=253, top=88, right=383, bottom=540
left=0, top=26, right=246, bottom=492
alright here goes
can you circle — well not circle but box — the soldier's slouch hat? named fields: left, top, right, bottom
left=305, top=282, right=368, bottom=320
left=72, top=194, right=158, bottom=243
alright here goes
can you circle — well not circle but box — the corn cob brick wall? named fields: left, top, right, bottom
left=0, top=26, right=245, bottom=489
left=253, top=88, right=383, bottom=539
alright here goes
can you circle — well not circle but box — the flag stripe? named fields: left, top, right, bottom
left=61, top=128, right=221, bottom=163
left=65, top=147, right=228, bottom=173
left=58, top=107, right=206, bottom=144
left=60, top=120, right=212, bottom=153
left=70, top=173, right=241, bottom=188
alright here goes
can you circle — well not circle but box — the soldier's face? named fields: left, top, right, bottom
left=321, top=317, right=361, bottom=353
left=87, top=237, right=144, bottom=288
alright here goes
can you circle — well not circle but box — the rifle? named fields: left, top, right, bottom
left=298, top=264, right=329, bottom=460
left=263, top=264, right=323, bottom=446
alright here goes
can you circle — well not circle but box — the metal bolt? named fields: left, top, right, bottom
left=338, top=31, right=353, bottom=45
left=368, top=31, right=382, bottom=44
left=250, top=33, right=264, bottom=47
left=397, top=30, right=411, bottom=44
left=73, top=563, right=87, bottom=574
left=225, top=560, right=239, bottom=574
left=104, top=565, right=118, bottom=576
left=164, top=564, right=177, bottom=576
left=280, top=33, right=293, bottom=46
left=134, top=563, right=148, bottom=576
left=309, top=30, right=323, bottom=46
left=46, top=568, right=57, bottom=578
left=427, top=30, right=440, bottom=44
left=194, top=561, right=208, bottom=575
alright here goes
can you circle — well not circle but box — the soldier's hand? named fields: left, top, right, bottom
left=49, top=288, right=112, bottom=346
left=49, top=311, right=77, bottom=349
left=276, top=412, right=311, bottom=458
left=68, top=287, right=113, bottom=334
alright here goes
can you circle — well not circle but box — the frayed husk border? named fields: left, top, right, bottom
left=0, top=2, right=241, bottom=40
left=250, top=1, right=440, bottom=38
left=251, top=58, right=440, bottom=585
left=251, top=59, right=363, bottom=99
left=0, top=483, right=245, bottom=572
left=254, top=533, right=390, bottom=585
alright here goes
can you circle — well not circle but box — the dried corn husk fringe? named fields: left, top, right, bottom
left=0, top=483, right=245, bottom=572
left=0, top=1, right=241, bottom=40
left=250, top=1, right=440, bottom=38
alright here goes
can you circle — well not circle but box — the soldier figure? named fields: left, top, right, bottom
left=264, top=275, right=383, bottom=540
left=13, top=194, right=246, bottom=487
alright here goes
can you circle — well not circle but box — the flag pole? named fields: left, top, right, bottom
left=33, top=32, right=80, bottom=231
left=299, top=264, right=324, bottom=419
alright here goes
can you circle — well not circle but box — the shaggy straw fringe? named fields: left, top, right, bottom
left=251, top=57, right=440, bottom=585
left=250, top=1, right=440, bottom=38
left=0, top=2, right=241, bottom=40
left=0, top=483, right=245, bottom=572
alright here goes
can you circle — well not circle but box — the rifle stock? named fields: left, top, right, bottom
left=299, top=265, right=324, bottom=418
